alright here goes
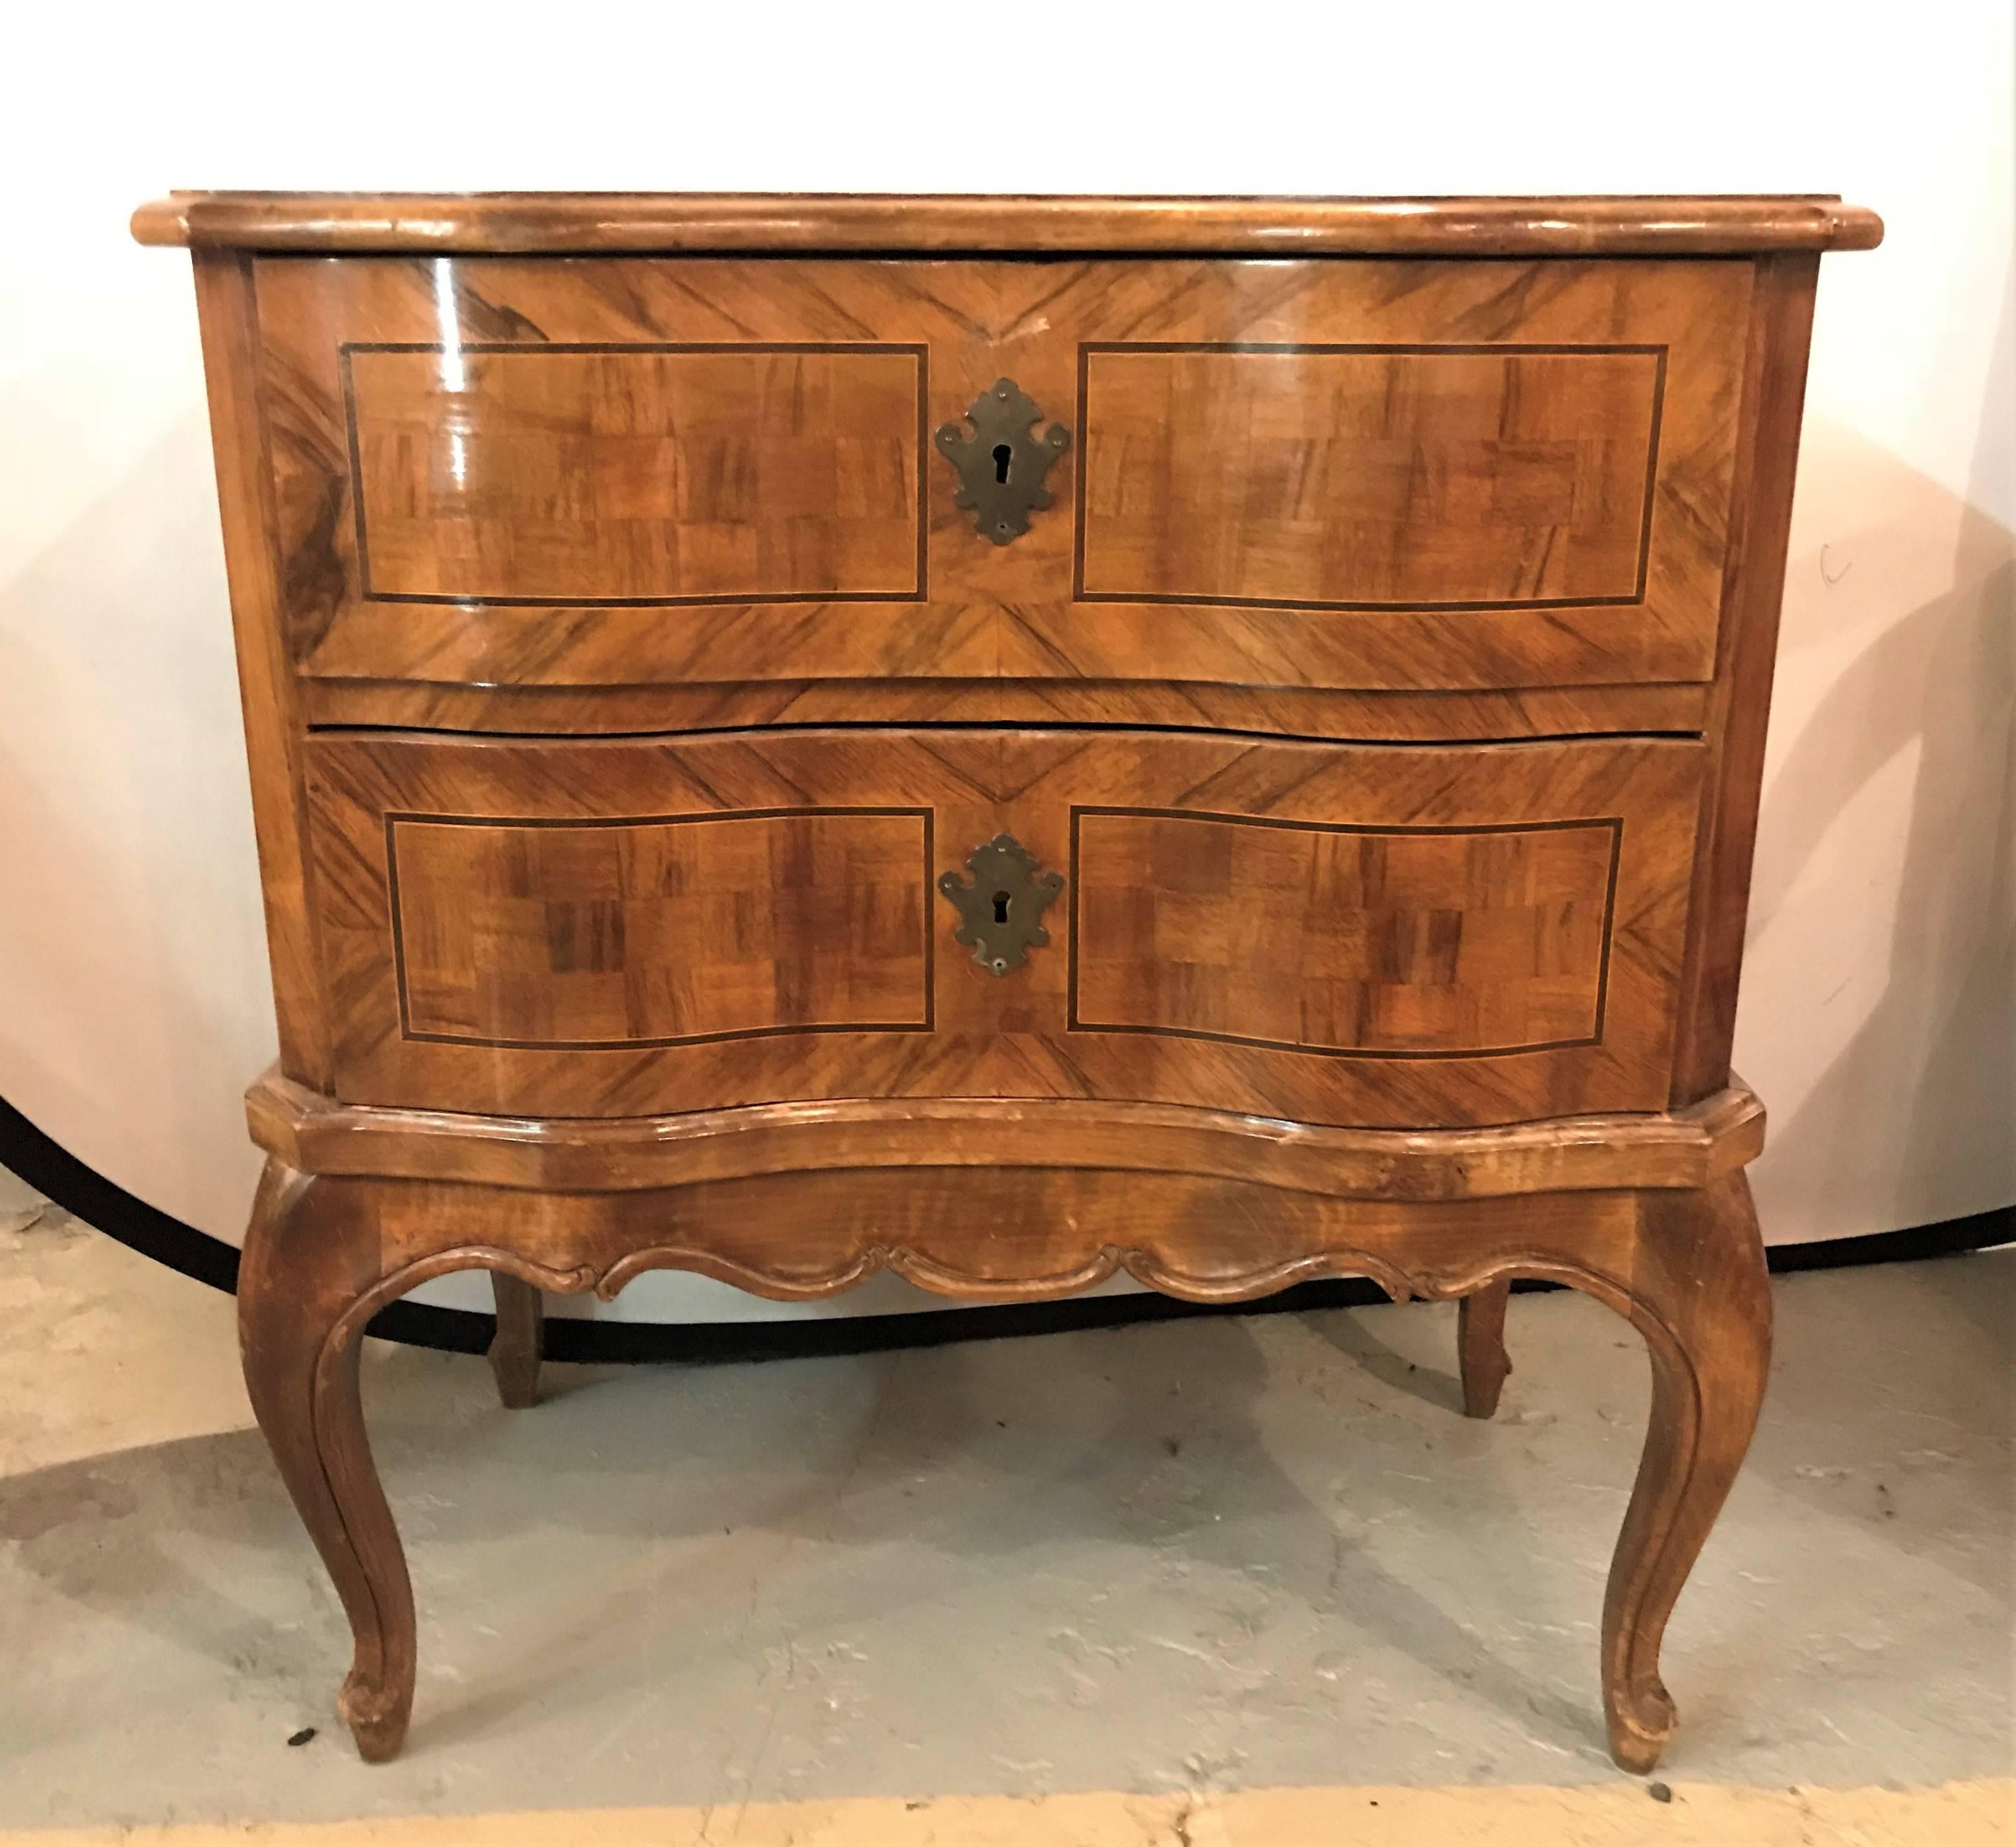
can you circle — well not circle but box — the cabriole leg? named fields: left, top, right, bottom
left=237, top=1162, right=417, bottom=1762
left=1599, top=1172, right=1772, bottom=1773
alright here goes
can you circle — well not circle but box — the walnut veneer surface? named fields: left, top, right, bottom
left=138, top=192, right=1878, bottom=1774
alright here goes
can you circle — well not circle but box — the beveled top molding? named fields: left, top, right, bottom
left=131, top=192, right=1883, bottom=256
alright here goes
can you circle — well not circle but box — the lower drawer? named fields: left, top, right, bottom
left=303, top=728, right=1704, bottom=1126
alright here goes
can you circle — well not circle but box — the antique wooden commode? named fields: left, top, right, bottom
left=134, top=191, right=1879, bottom=1769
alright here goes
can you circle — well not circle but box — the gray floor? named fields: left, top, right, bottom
left=0, top=1187, right=2010, bottom=1828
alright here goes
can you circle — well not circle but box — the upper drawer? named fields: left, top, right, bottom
left=256, top=256, right=1753, bottom=708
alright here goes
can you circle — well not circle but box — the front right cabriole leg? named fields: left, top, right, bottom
left=1599, top=1171, right=1772, bottom=1773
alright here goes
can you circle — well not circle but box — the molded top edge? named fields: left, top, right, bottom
left=131, top=191, right=1884, bottom=256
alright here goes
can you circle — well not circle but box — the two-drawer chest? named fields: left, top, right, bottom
left=134, top=191, right=1880, bottom=1771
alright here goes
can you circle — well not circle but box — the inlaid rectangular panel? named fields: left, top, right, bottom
left=343, top=343, right=926, bottom=604
left=1076, top=344, right=1665, bottom=609
left=388, top=809, right=933, bottom=1049
left=1069, top=811, right=1620, bottom=1056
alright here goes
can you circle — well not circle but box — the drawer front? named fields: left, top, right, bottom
left=259, top=256, right=1751, bottom=713
left=305, top=728, right=1703, bottom=1125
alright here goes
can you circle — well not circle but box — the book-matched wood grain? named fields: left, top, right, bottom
left=252, top=254, right=1751, bottom=717
left=303, top=727, right=1702, bottom=1125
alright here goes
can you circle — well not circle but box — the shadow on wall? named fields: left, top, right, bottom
left=1742, top=375, right=2015, bottom=1240
left=0, top=406, right=272, bottom=1242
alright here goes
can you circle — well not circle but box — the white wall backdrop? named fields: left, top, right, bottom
left=1, top=0, right=2010, bottom=1321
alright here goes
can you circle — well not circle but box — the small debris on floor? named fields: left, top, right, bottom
left=286, top=1728, right=316, bottom=1748
left=1648, top=1781, right=1673, bottom=1803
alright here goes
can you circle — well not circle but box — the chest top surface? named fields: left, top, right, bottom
left=133, top=190, right=1881, bottom=255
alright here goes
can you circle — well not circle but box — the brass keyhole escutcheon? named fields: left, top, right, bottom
left=937, top=836, right=1064, bottom=977
left=935, top=379, right=1071, bottom=546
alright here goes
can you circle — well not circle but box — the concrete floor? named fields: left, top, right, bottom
left=0, top=1183, right=2010, bottom=1833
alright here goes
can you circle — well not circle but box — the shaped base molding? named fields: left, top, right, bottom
left=246, top=1071, right=1765, bottom=1199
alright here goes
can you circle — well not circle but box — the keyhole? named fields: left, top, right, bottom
left=992, top=890, right=1011, bottom=924
left=992, top=443, right=1013, bottom=485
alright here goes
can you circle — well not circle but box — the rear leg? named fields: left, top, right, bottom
left=488, top=1272, right=545, bottom=1409
left=1458, top=1278, right=1512, bottom=1418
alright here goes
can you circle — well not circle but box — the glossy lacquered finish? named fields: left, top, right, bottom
left=144, top=192, right=1878, bottom=1774
left=305, top=726, right=1702, bottom=1124
left=132, top=190, right=1884, bottom=255
left=259, top=254, right=1748, bottom=712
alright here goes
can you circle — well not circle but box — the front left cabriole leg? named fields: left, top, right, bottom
left=237, top=1162, right=417, bottom=1762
